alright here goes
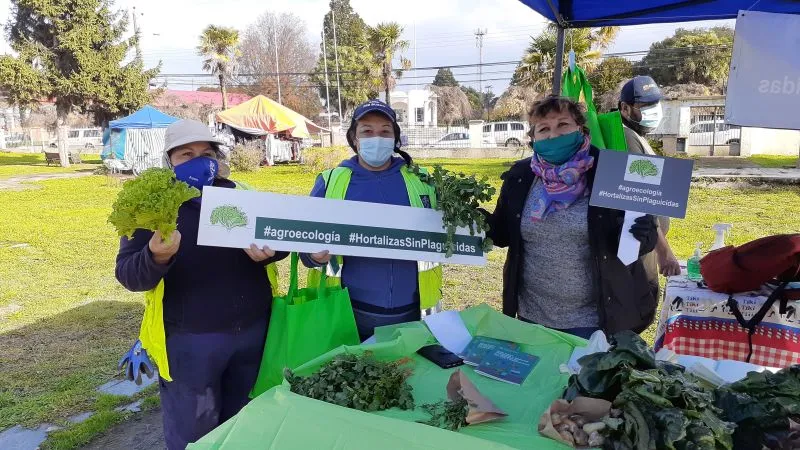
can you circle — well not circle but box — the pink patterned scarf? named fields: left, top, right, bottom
left=529, top=136, right=594, bottom=221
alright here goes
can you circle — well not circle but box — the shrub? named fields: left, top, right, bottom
left=229, top=141, right=264, bottom=172
left=647, top=138, right=665, bottom=156
left=301, top=146, right=352, bottom=174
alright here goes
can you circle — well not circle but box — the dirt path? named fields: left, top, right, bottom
left=0, top=172, right=93, bottom=190
left=693, top=157, right=761, bottom=169
left=81, top=410, right=165, bottom=450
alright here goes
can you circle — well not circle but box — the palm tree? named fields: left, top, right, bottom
left=197, top=25, right=241, bottom=110
left=513, top=25, right=619, bottom=93
left=365, top=23, right=411, bottom=105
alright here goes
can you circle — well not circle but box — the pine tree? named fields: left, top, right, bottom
left=0, top=0, right=159, bottom=167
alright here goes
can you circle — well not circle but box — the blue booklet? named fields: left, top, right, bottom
left=474, top=348, right=539, bottom=385
left=460, top=336, right=520, bottom=366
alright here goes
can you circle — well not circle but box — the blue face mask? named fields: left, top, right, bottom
left=358, top=137, right=395, bottom=167
left=173, top=156, right=218, bottom=191
left=637, top=103, right=663, bottom=131
left=532, top=131, right=584, bottom=165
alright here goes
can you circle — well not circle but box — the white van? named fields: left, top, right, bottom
left=51, top=128, right=103, bottom=149
left=69, top=128, right=103, bottom=149
left=482, top=121, right=529, bottom=147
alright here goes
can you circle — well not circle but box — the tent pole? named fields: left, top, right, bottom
left=552, top=25, right=565, bottom=96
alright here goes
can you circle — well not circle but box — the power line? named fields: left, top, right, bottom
left=151, top=44, right=731, bottom=81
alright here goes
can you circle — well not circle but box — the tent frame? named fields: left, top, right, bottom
left=545, top=0, right=567, bottom=95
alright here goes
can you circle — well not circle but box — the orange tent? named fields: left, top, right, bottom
left=215, top=95, right=327, bottom=139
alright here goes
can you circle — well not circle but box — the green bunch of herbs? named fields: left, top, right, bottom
left=419, top=398, right=469, bottom=431
left=284, top=352, right=414, bottom=412
left=410, top=164, right=495, bottom=257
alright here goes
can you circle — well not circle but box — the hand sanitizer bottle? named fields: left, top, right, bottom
left=710, top=224, right=732, bottom=251
left=687, top=243, right=704, bottom=281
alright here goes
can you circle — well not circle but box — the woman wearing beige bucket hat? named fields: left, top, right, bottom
left=115, top=119, right=287, bottom=449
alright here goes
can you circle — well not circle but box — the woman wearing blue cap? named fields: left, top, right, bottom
left=300, top=100, right=442, bottom=341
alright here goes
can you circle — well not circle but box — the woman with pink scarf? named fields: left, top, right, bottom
left=484, top=97, right=659, bottom=339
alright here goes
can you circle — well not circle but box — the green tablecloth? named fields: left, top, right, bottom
left=189, top=304, right=586, bottom=450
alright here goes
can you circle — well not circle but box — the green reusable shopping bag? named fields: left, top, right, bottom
left=250, top=253, right=360, bottom=397
left=561, top=66, right=628, bottom=152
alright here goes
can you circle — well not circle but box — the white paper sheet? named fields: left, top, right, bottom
left=618, top=211, right=645, bottom=266
left=422, top=310, right=473, bottom=355
left=565, top=330, right=611, bottom=374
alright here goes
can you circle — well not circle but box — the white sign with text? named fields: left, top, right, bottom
left=726, top=10, right=800, bottom=130
left=196, top=187, right=487, bottom=266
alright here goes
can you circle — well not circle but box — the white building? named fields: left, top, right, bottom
left=380, top=89, right=438, bottom=127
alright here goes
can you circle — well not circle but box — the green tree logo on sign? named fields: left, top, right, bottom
left=629, top=159, right=659, bottom=178
left=211, top=205, right=248, bottom=230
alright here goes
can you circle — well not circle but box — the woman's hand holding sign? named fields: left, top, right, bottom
left=310, top=250, right=332, bottom=265
left=245, top=244, right=276, bottom=263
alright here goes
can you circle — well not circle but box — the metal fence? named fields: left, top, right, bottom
left=688, top=108, right=741, bottom=156
left=400, top=124, right=470, bottom=148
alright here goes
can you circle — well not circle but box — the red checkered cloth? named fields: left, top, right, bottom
left=660, top=317, right=800, bottom=368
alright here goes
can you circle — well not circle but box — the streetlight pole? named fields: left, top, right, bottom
left=321, top=30, right=333, bottom=143
left=332, top=9, right=343, bottom=124
left=485, top=85, right=493, bottom=121
left=273, top=23, right=282, bottom=104
left=131, top=7, right=142, bottom=61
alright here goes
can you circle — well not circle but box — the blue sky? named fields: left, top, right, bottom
left=0, top=0, right=733, bottom=94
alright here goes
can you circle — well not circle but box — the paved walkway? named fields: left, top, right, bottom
left=693, top=167, right=800, bottom=184
left=0, top=172, right=93, bottom=190
left=692, top=157, right=762, bottom=169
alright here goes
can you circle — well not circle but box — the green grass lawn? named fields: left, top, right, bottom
left=0, top=152, right=102, bottom=179
left=1, top=155, right=799, bottom=447
left=748, top=155, right=799, bottom=168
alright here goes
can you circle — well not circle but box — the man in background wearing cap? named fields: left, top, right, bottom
left=115, top=119, right=286, bottom=449
left=301, top=100, right=443, bottom=340
left=619, top=76, right=682, bottom=286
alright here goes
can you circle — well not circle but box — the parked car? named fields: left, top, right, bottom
left=50, top=128, right=103, bottom=149
left=427, top=132, right=493, bottom=148
left=482, top=121, right=529, bottom=147
left=688, top=121, right=741, bottom=146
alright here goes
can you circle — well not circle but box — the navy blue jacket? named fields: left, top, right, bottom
left=115, top=178, right=287, bottom=333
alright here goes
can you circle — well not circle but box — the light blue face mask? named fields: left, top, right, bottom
left=358, top=137, right=395, bottom=167
left=638, top=103, right=663, bottom=130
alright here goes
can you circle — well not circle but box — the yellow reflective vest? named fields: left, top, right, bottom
left=138, top=181, right=279, bottom=382
left=307, top=165, right=443, bottom=310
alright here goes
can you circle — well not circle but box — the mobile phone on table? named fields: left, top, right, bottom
left=417, top=344, right=464, bottom=369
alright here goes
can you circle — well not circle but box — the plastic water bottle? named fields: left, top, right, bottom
left=710, top=224, right=732, bottom=251
left=687, top=243, right=704, bottom=281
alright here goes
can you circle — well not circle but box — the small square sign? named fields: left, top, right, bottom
left=590, top=150, right=694, bottom=218
left=623, top=155, right=665, bottom=186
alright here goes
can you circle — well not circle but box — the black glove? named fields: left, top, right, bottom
left=630, top=215, right=658, bottom=255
